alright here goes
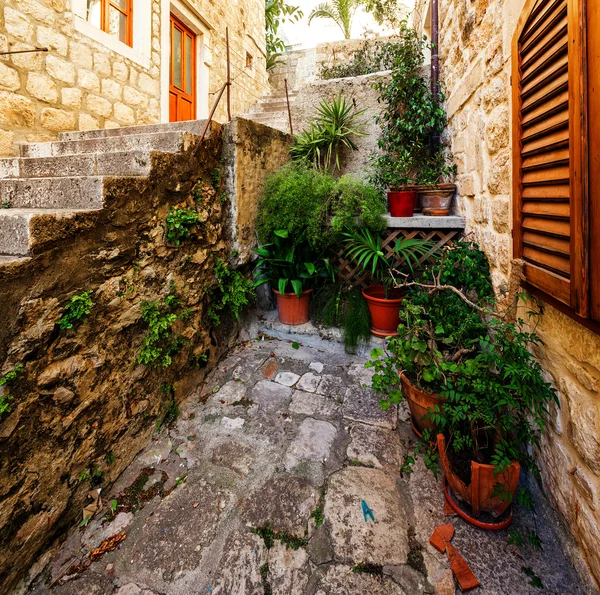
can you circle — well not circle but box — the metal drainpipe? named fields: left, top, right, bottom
left=431, top=0, right=441, bottom=149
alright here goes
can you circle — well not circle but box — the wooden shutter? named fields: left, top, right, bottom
left=512, top=0, right=588, bottom=315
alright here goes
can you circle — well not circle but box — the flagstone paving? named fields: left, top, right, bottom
left=24, top=335, right=594, bottom=595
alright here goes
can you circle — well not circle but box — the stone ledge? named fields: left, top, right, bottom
left=385, top=215, right=466, bottom=229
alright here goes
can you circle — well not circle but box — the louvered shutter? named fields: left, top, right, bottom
left=512, top=0, right=588, bottom=314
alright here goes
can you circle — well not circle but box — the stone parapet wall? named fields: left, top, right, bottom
left=0, top=0, right=162, bottom=156
left=0, top=119, right=290, bottom=594
left=413, top=0, right=600, bottom=587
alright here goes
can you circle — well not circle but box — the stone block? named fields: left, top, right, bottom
left=86, top=94, right=112, bottom=118
left=138, top=72, right=159, bottom=96
left=487, top=149, right=510, bottom=195
left=78, top=69, right=100, bottom=92
left=93, top=52, right=112, bottom=76
left=16, top=0, right=55, bottom=24
left=46, top=55, right=75, bottom=84
left=0, top=129, right=14, bottom=156
left=0, top=91, right=35, bottom=127
left=123, top=86, right=147, bottom=107
left=113, top=102, right=135, bottom=125
left=79, top=113, right=99, bottom=130
left=69, top=41, right=93, bottom=69
left=0, top=63, right=21, bottom=92
left=61, top=87, right=82, bottom=108
left=37, top=26, right=68, bottom=56
left=102, top=78, right=123, bottom=102
left=26, top=73, right=58, bottom=103
left=113, top=61, right=129, bottom=82
left=40, top=107, right=75, bottom=131
left=485, top=104, right=509, bottom=154
left=4, top=7, right=34, bottom=41
left=9, top=42, right=44, bottom=70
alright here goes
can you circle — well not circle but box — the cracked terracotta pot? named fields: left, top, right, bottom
left=437, top=433, right=520, bottom=527
left=274, top=289, right=312, bottom=325
left=399, top=373, right=443, bottom=436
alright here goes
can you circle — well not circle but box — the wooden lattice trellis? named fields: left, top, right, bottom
left=333, top=228, right=464, bottom=288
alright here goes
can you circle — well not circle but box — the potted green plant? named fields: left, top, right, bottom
left=415, top=153, right=458, bottom=216
left=343, top=227, right=434, bottom=336
left=370, top=22, right=456, bottom=216
left=254, top=230, right=335, bottom=325
left=367, top=243, right=558, bottom=528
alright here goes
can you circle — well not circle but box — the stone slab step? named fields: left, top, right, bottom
left=0, top=208, right=97, bottom=255
left=0, top=151, right=152, bottom=179
left=0, top=254, right=30, bottom=267
left=21, top=131, right=197, bottom=159
left=0, top=177, right=104, bottom=209
left=57, top=119, right=211, bottom=142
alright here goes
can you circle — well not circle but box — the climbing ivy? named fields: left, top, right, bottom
left=0, top=364, right=24, bottom=419
left=207, top=259, right=254, bottom=325
left=57, top=291, right=94, bottom=330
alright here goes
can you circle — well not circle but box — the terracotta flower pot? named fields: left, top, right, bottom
left=274, top=289, right=312, bottom=325
left=437, top=434, right=521, bottom=525
left=417, top=184, right=456, bottom=216
left=399, top=373, right=443, bottom=436
left=387, top=190, right=416, bottom=217
left=362, top=286, right=404, bottom=337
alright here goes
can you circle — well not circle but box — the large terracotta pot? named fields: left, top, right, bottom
left=362, top=286, right=404, bottom=337
left=387, top=190, right=416, bottom=217
left=437, top=434, right=520, bottom=528
left=399, top=373, right=443, bottom=436
left=274, top=289, right=312, bottom=325
left=417, top=184, right=456, bottom=216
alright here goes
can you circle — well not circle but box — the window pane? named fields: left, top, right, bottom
left=185, top=35, right=193, bottom=94
left=110, top=0, right=128, bottom=9
left=108, top=6, right=128, bottom=43
left=87, top=0, right=102, bottom=28
left=173, top=27, right=182, bottom=89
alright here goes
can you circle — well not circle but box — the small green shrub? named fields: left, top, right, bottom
left=0, top=364, right=24, bottom=418
left=57, top=291, right=94, bottom=330
left=166, top=208, right=200, bottom=246
left=138, top=284, right=187, bottom=368
left=207, top=259, right=254, bottom=325
left=156, top=383, right=179, bottom=429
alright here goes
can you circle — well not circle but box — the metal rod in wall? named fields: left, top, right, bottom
left=0, top=47, right=48, bottom=56
left=226, top=27, right=232, bottom=121
left=284, top=78, right=293, bottom=136
left=431, top=0, right=439, bottom=101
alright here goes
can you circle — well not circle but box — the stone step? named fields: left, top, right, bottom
left=0, top=208, right=97, bottom=255
left=21, top=130, right=197, bottom=159
left=0, top=177, right=105, bottom=210
left=249, top=103, right=291, bottom=115
left=0, top=254, right=30, bottom=267
left=0, top=151, right=152, bottom=180
left=58, top=119, right=211, bottom=142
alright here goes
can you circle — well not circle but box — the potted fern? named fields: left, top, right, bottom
left=343, top=227, right=433, bottom=336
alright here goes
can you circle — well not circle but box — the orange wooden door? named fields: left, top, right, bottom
left=169, top=15, right=196, bottom=122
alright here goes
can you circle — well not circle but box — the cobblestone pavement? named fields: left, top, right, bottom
left=25, top=334, right=594, bottom=595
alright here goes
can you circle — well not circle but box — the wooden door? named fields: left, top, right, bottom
left=170, top=15, right=196, bottom=122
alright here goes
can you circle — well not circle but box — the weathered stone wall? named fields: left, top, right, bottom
left=0, top=0, right=162, bottom=156
left=0, top=119, right=286, bottom=594
left=290, top=71, right=388, bottom=179
left=413, top=0, right=600, bottom=587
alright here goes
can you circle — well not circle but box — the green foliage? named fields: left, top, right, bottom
left=253, top=526, right=308, bottom=550
left=370, top=22, right=456, bottom=189
left=0, top=364, right=24, bottom=418
left=266, top=0, right=303, bottom=70
left=291, top=94, right=367, bottom=171
left=362, top=0, right=406, bottom=27
left=522, top=567, right=544, bottom=589
left=509, top=528, right=543, bottom=551
left=207, top=259, right=254, bottom=325
left=366, top=242, right=558, bottom=483
left=257, top=164, right=386, bottom=254
left=312, top=284, right=371, bottom=353
left=343, top=227, right=435, bottom=289
left=2, top=200, right=11, bottom=208
left=138, top=285, right=187, bottom=368
left=254, top=230, right=336, bottom=298
left=318, top=36, right=403, bottom=80
left=156, top=383, right=179, bottom=429
left=105, top=452, right=115, bottom=465
left=57, top=291, right=94, bottom=330
left=308, top=0, right=361, bottom=39
left=166, top=207, right=200, bottom=246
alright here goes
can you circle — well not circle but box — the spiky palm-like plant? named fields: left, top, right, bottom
left=308, top=0, right=361, bottom=39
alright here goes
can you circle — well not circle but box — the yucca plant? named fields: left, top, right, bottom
left=343, top=227, right=436, bottom=295
left=290, top=94, right=366, bottom=171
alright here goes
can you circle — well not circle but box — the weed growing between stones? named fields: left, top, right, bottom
left=351, top=562, right=383, bottom=575
left=57, top=291, right=94, bottom=330
left=156, top=383, right=179, bottom=429
left=522, top=566, right=544, bottom=589
left=165, top=207, right=201, bottom=246
left=2, top=200, right=11, bottom=208
left=138, top=284, right=190, bottom=368
left=310, top=488, right=325, bottom=527
left=259, top=563, right=273, bottom=595
left=406, top=526, right=426, bottom=575
left=253, top=526, right=308, bottom=550
left=0, top=363, right=23, bottom=419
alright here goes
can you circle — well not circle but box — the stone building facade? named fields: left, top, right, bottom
left=413, top=0, right=600, bottom=587
left=0, top=0, right=268, bottom=156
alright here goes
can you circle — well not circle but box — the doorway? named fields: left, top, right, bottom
left=169, top=14, right=196, bottom=122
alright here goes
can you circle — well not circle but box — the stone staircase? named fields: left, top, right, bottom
left=244, top=91, right=297, bottom=134
left=0, top=120, right=212, bottom=262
